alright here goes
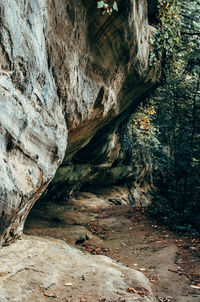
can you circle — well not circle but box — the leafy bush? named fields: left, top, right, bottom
left=149, top=0, right=181, bottom=66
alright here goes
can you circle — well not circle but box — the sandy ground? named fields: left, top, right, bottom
left=25, top=187, right=200, bottom=302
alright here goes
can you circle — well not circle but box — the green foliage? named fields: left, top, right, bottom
left=97, top=0, right=118, bottom=15
left=149, top=0, right=181, bottom=66
left=132, top=0, right=200, bottom=233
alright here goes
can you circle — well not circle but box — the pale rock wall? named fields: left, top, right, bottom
left=0, top=0, right=159, bottom=246
left=0, top=0, right=67, bottom=246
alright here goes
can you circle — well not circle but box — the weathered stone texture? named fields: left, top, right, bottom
left=0, top=0, right=159, bottom=246
left=0, top=0, right=67, bottom=246
left=0, top=236, right=157, bottom=301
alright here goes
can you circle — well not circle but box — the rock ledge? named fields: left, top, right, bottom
left=0, top=236, right=156, bottom=302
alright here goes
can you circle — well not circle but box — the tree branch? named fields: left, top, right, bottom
left=181, top=32, right=200, bottom=36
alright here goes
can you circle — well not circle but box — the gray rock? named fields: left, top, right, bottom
left=0, top=236, right=157, bottom=301
left=0, top=0, right=159, bottom=246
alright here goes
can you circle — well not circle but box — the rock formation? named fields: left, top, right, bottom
left=0, top=0, right=159, bottom=247
left=0, top=235, right=157, bottom=301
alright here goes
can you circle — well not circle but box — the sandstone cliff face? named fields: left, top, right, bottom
left=0, top=0, right=159, bottom=247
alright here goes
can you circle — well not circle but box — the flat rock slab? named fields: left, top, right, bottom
left=0, top=236, right=156, bottom=302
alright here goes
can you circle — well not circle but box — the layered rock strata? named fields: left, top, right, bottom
left=0, top=0, right=159, bottom=246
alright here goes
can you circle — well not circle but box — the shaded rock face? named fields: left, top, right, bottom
left=0, top=0, right=159, bottom=246
left=0, top=0, right=67, bottom=246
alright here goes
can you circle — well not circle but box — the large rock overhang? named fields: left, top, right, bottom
left=0, top=0, right=160, bottom=247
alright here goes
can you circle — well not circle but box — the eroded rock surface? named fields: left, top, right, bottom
left=0, top=0, right=68, bottom=246
left=0, top=235, right=156, bottom=302
left=0, top=0, right=159, bottom=246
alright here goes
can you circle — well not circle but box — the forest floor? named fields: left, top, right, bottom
left=25, top=186, right=200, bottom=302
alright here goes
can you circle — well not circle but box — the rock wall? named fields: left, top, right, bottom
left=0, top=0, right=159, bottom=247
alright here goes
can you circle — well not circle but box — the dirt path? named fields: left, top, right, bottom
left=25, top=188, right=200, bottom=302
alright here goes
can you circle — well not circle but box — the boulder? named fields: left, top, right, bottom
left=0, top=235, right=157, bottom=302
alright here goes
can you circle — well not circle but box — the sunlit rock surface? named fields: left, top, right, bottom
left=0, top=236, right=157, bottom=302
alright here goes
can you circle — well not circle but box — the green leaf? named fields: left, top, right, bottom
left=113, top=1, right=118, bottom=11
left=150, top=37, right=155, bottom=44
left=97, top=1, right=104, bottom=9
left=164, top=32, right=169, bottom=39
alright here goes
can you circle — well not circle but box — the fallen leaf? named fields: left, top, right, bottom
left=135, top=287, right=149, bottom=297
left=150, top=278, right=156, bottom=283
left=168, top=269, right=179, bottom=274
left=44, top=292, right=57, bottom=298
left=139, top=268, right=146, bottom=271
left=64, top=282, right=72, bottom=287
left=127, top=288, right=136, bottom=293
left=190, top=285, right=200, bottom=290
